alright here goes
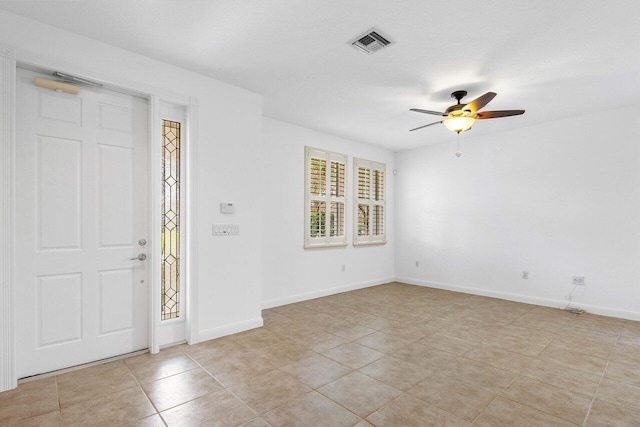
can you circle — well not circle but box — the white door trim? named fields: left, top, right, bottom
left=0, top=44, right=17, bottom=392
left=148, top=95, right=161, bottom=354
left=0, top=44, right=200, bottom=392
left=185, top=97, right=199, bottom=344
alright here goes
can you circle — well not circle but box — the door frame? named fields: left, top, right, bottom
left=0, top=44, right=200, bottom=391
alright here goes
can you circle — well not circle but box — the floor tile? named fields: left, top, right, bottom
left=160, top=389, right=256, bottom=426
left=322, top=342, right=385, bottom=369
left=61, top=386, right=155, bottom=427
left=333, top=324, right=377, bottom=341
left=125, top=414, right=166, bottom=427
left=464, top=343, right=534, bottom=373
left=353, top=314, right=394, bottom=330
left=610, top=345, right=640, bottom=365
left=12, top=410, right=61, bottom=427
left=498, top=323, right=556, bottom=343
left=596, top=377, right=640, bottom=412
left=202, top=352, right=277, bottom=387
left=262, top=391, right=361, bottom=427
left=292, top=332, right=349, bottom=353
left=251, top=339, right=316, bottom=367
left=142, top=368, right=223, bottom=412
left=402, top=318, right=450, bottom=337
left=537, top=345, right=609, bottom=375
left=502, top=375, right=592, bottom=425
left=604, top=360, right=640, bottom=387
left=408, top=374, right=496, bottom=422
left=0, top=377, right=58, bottom=425
left=482, top=332, right=550, bottom=357
left=317, top=371, right=401, bottom=417
left=549, top=335, right=614, bottom=359
left=440, top=357, right=516, bottom=393
left=520, top=358, right=601, bottom=396
left=392, top=342, right=457, bottom=371
left=230, top=328, right=287, bottom=350
left=367, top=394, right=470, bottom=426
left=356, top=331, right=411, bottom=353
left=419, top=332, right=477, bottom=355
left=279, top=354, right=352, bottom=388
left=358, top=355, right=432, bottom=391
left=229, top=370, right=312, bottom=414
left=125, top=348, right=198, bottom=383
left=182, top=337, right=249, bottom=365
left=56, top=360, right=139, bottom=407
left=5, top=283, right=639, bottom=426
left=585, top=399, right=640, bottom=427
left=474, top=396, right=575, bottom=427
left=239, top=417, right=271, bottom=426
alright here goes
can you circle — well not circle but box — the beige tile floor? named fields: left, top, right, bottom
left=1, top=282, right=640, bottom=426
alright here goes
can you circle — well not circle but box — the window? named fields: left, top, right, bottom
left=161, top=119, right=181, bottom=320
left=354, top=158, right=386, bottom=245
left=305, top=146, right=347, bottom=248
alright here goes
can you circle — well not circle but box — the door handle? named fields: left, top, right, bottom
left=130, top=253, right=147, bottom=261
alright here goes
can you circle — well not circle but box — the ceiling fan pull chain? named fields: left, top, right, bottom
left=456, top=133, right=462, bottom=157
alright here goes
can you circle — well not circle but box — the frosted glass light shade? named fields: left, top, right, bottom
left=443, top=116, right=475, bottom=133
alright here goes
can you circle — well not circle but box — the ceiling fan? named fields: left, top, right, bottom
left=409, top=90, right=525, bottom=134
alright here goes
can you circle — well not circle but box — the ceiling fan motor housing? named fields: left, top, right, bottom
left=451, top=90, right=468, bottom=102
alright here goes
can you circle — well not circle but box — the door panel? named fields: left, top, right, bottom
left=16, top=69, right=149, bottom=378
left=36, top=135, right=82, bottom=250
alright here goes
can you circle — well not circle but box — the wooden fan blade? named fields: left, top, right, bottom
left=410, top=108, right=446, bottom=116
left=463, top=92, right=496, bottom=112
left=409, top=121, right=442, bottom=131
left=476, top=110, right=525, bottom=119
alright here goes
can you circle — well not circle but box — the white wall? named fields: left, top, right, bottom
left=395, top=107, right=640, bottom=320
left=0, top=11, right=263, bottom=344
left=261, top=118, right=395, bottom=307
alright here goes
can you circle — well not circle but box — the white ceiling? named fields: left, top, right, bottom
left=2, top=1, right=639, bottom=151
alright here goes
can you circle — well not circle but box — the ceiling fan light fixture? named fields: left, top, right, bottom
left=443, top=116, right=475, bottom=133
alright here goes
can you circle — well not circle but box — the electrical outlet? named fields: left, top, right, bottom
left=415, top=261, right=419, bottom=267
left=572, top=276, right=585, bottom=286
left=522, top=271, right=529, bottom=280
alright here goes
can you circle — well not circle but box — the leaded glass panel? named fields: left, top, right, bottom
left=161, top=120, right=181, bottom=321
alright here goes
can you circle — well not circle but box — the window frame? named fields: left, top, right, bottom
left=353, top=157, right=386, bottom=246
left=160, top=118, right=183, bottom=322
left=304, top=146, right=348, bottom=248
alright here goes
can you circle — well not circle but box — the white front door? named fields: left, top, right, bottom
left=15, top=69, right=149, bottom=378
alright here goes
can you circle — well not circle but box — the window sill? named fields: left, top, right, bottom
left=304, top=242, right=348, bottom=249
left=353, top=240, right=386, bottom=247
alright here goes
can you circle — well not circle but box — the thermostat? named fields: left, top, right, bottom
left=220, top=202, right=234, bottom=214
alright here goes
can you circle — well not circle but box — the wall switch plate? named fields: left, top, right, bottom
left=415, top=261, right=419, bottom=267
left=212, top=224, right=240, bottom=236
left=522, top=271, right=529, bottom=280
left=341, top=264, right=346, bottom=272
left=572, top=276, right=585, bottom=286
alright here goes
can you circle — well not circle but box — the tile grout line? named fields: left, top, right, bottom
left=468, top=362, right=528, bottom=425
left=580, top=331, right=620, bottom=427
left=470, top=311, right=568, bottom=425
left=54, top=375, right=61, bottom=424
left=183, top=347, right=272, bottom=425
left=125, top=357, right=168, bottom=427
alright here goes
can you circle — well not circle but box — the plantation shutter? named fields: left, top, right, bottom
left=305, top=147, right=347, bottom=247
left=354, top=158, right=386, bottom=245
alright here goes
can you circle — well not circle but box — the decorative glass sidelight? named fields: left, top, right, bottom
left=161, top=120, right=181, bottom=320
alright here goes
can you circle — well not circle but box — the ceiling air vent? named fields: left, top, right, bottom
left=350, top=28, right=394, bottom=55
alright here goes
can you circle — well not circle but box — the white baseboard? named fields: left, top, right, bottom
left=262, top=277, right=396, bottom=309
left=196, top=317, right=264, bottom=343
left=397, top=276, right=640, bottom=322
